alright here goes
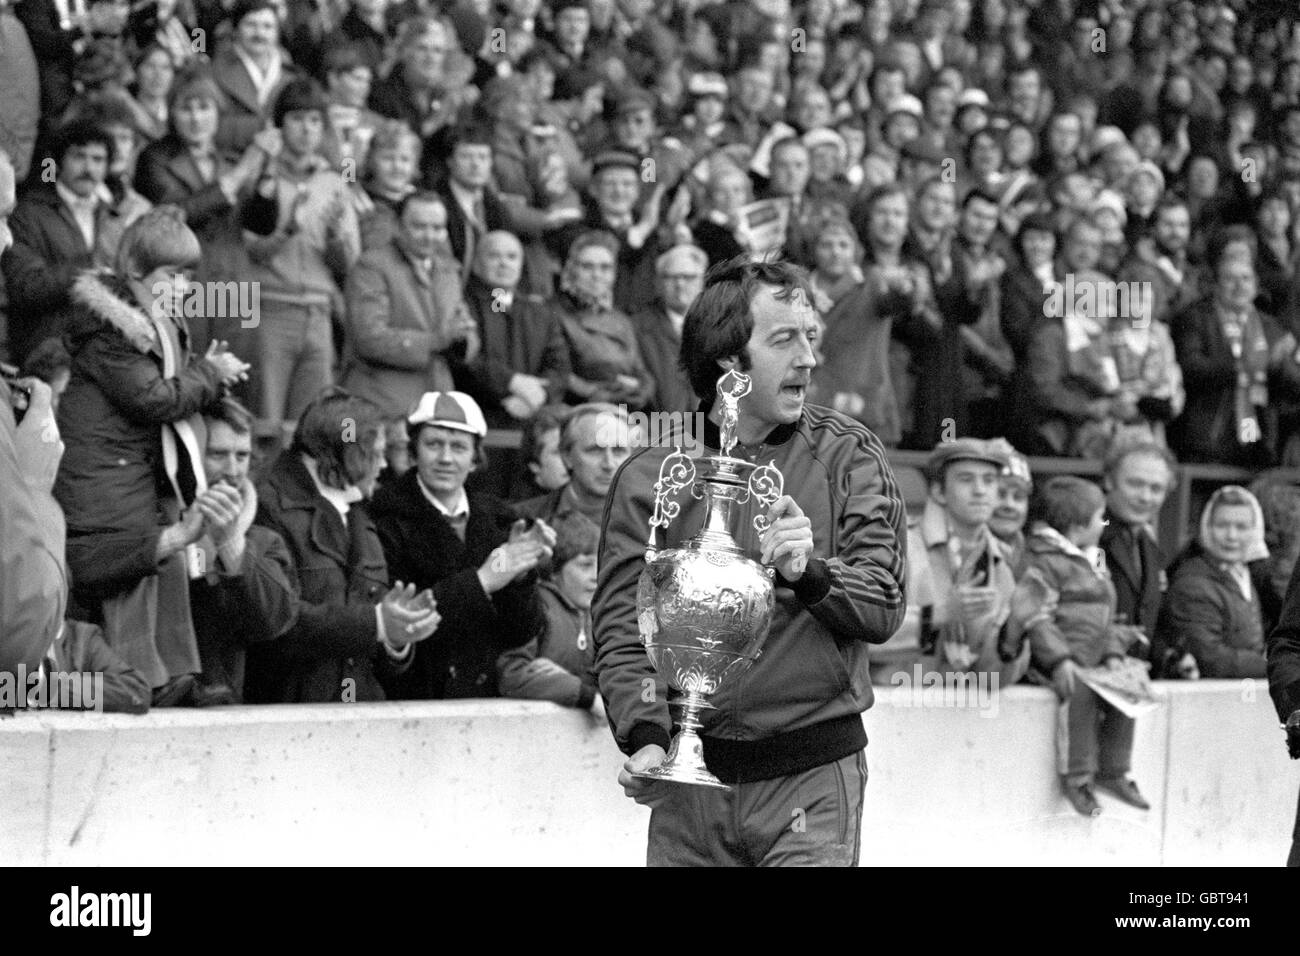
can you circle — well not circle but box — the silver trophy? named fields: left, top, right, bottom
left=634, top=370, right=785, bottom=789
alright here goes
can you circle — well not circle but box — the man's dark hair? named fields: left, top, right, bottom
left=397, top=189, right=446, bottom=220
left=550, top=511, right=600, bottom=569
left=51, top=119, right=116, bottom=169
left=1208, top=223, right=1258, bottom=270
left=1153, top=193, right=1190, bottom=219
left=1035, top=475, right=1105, bottom=534
left=291, top=390, right=385, bottom=489
left=963, top=125, right=1001, bottom=166
left=678, top=257, right=814, bottom=399
left=445, top=121, right=495, bottom=153
left=205, top=397, right=255, bottom=436
left=272, top=78, right=329, bottom=126
left=962, top=187, right=1000, bottom=210
left=521, top=403, right=570, bottom=466
left=849, top=181, right=908, bottom=248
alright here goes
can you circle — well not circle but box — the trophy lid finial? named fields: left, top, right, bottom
left=716, top=370, right=751, bottom=457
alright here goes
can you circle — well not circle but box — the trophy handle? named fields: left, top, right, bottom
left=749, top=460, right=785, bottom=534
left=645, top=447, right=696, bottom=561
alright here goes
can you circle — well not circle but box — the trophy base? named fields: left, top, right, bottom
left=632, top=727, right=731, bottom=790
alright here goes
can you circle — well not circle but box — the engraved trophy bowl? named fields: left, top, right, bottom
left=633, top=370, right=786, bottom=790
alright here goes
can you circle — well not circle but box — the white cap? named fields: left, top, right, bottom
left=886, top=94, right=925, bottom=120
left=407, top=391, right=488, bottom=438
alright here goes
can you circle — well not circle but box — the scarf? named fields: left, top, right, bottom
left=69, top=273, right=207, bottom=509
left=1198, top=485, right=1269, bottom=600
left=1216, top=302, right=1270, bottom=444
left=559, top=267, right=614, bottom=313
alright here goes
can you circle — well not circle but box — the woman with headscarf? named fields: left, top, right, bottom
left=549, top=230, right=656, bottom=409
left=54, top=205, right=251, bottom=704
left=1155, top=485, right=1270, bottom=679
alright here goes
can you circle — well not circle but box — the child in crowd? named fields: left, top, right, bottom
left=1008, top=476, right=1148, bottom=818
left=496, top=512, right=598, bottom=708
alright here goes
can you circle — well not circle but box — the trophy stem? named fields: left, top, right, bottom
left=632, top=691, right=731, bottom=790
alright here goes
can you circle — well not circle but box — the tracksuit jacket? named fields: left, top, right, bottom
left=592, top=400, right=907, bottom=783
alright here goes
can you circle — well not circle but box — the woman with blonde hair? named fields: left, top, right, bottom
left=54, top=205, right=251, bottom=705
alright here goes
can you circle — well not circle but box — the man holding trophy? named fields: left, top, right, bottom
left=593, top=257, right=908, bottom=866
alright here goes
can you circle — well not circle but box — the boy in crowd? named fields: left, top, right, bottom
left=1008, top=476, right=1148, bottom=818
left=497, top=512, right=599, bottom=708
left=879, top=438, right=1027, bottom=685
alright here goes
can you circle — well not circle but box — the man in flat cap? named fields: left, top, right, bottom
left=550, top=149, right=674, bottom=312
left=602, top=86, right=694, bottom=206
left=873, top=437, right=1027, bottom=686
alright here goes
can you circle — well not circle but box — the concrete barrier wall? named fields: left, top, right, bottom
left=2, top=683, right=1296, bottom=866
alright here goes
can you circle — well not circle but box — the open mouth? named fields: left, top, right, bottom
left=782, top=384, right=807, bottom=398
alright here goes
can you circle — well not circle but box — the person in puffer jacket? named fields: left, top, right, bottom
left=1007, top=476, right=1148, bottom=819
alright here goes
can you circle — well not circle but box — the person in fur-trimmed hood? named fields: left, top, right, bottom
left=1006, top=476, right=1149, bottom=818
left=54, top=206, right=251, bottom=705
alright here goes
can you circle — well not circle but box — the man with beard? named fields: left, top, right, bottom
left=1118, top=196, right=1206, bottom=327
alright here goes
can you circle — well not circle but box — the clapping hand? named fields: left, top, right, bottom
left=509, top=373, right=550, bottom=412
left=379, top=582, right=441, bottom=646
left=205, top=341, right=251, bottom=387
left=509, top=517, right=557, bottom=552
left=194, top=482, right=246, bottom=545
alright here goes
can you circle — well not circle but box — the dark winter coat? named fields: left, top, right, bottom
left=246, top=452, right=411, bottom=704
left=454, top=275, right=571, bottom=428
left=1157, top=551, right=1267, bottom=678
left=189, top=523, right=300, bottom=702
left=55, top=272, right=224, bottom=604
left=496, top=580, right=597, bottom=707
left=369, top=469, right=544, bottom=699
left=3, top=185, right=126, bottom=363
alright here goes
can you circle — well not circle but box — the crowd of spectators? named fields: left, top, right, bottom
left=1, top=0, right=1299, bottom=756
